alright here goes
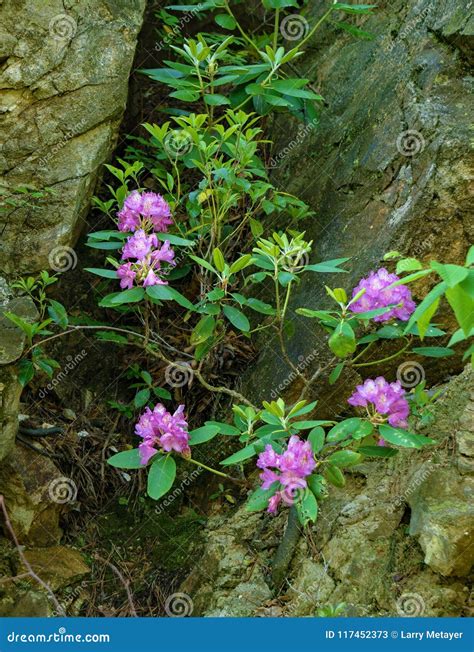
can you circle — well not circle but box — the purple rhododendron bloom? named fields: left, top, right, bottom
left=348, top=376, right=410, bottom=428
left=349, top=268, right=416, bottom=322
left=256, top=435, right=316, bottom=514
left=117, top=190, right=173, bottom=233
left=136, top=403, right=190, bottom=465
left=116, top=262, right=136, bottom=289
left=150, top=239, right=175, bottom=265
left=117, top=208, right=141, bottom=232
left=122, top=230, right=158, bottom=261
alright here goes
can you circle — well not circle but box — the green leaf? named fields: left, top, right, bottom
left=220, top=443, right=256, bottom=466
left=307, top=474, right=326, bottom=498
left=308, top=427, right=325, bottom=454
left=379, top=424, right=435, bottom=449
left=188, top=425, right=220, bottom=445
left=47, top=300, right=68, bottom=329
left=4, top=312, right=34, bottom=339
left=188, top=254, right=218, bottom=274
left=296, top=490, right=318, bottom=526
left=108, top=448, right=144, bottom=469
left=191, top=314, right=216, bottom=345
left=412, top=346, right=455, bottom=358
left=205, top=421, right=240, bottom=436
left=417, top=296, right=440, bottom=340
left=146, top=285, right=194, bottom=310
left=305, top=258, right=349, bottom=273
left=333, top=3, right=377, bottom=14
left=328, top=321, right=356, bottom=358
left=376, top=325, right=403, bottom=339
left=214, top=13, right=237, bottom=29
left=329, top=362, right=344, bottom=385
left=212, top=247, right=225, bottom=272
left=262, top=0, right=299, bottom=7
left=147, top=455, right=176, bottom=500
left=170, top=90, right=200, bottom=102
left=327, top=450, right=363, bottom=467
left=153, top=386, right=172, bottom=400
left=358, top=445, right=398, bottom=458
left=327, top=418, right=373, bottom=442
left=430, top=261, right=468, bottom=288
left=292, top=420, right=332, bottom=430
left=395, top=258, right=423, bottom=274
left=204, top=93, right=231, bottom=106
left=245, top=297, right=276, bottom=315
left=445, top=280, right=474, bottom=336
left=324, top=464, right=345, bottom=488
left=134, top=388, right=150, bottom=408
left=18, top=359, right=34, bottom=387
left=100, top=288, right=145, bottom=306
left=222, top=305, right=250, bottom=332
left=156, top=233, right=195, bottom=247
left=246, top=482, right=279, bottom=512
left=405, top=281, right=447, bottom=335
left=84, top=267, right=118, bottom=279
left=229, top=254, right=254, bottom=276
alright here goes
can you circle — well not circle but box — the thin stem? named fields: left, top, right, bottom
left=186, top=457, right=245, bottom=485
left=352, top=339, right=411, bottom=368
left=224, top=1, right=259, bottom=54
left=351, top=340, right=375, bottom=363
left=298, top=5, right=335, bottom=50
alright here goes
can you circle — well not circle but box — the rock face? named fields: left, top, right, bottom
left=244, top=0, right=473, bottom=404
left=408, top=383, right=474, bottom=576
left=0, top=445, right=64, bottom=545
left=0, top=281, right=37, bottom=461
left=181, top=366, right=473, bottom=617
left=0, top=0, right=146, bottom=274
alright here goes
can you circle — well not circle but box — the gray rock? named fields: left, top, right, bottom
left=244, top=0, right=473, bottom=404
left=0, top=0, right=146, bottom=274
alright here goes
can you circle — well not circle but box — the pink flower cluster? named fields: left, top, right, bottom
left=348, top=376, right=410, bottom=429
left=349, top=268, right=416, bottom=322
left=257, top=436, right=316, bottom=514
left=136, top=403, right=191, bottom=465
left=118, top=190, right=172, bottom=233
left=116, top=191, right=175, bottom=289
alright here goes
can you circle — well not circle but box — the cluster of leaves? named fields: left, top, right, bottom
left=7, top=1, right=473, bottom=528
left=144, top=1, right=377, bottom=121
left=297, top=248, right=474, bottom=385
